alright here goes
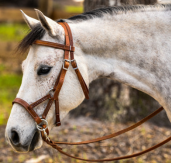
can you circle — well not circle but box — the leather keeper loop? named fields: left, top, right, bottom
left=28, top=106, right=32, bottom=110
left=35, top=117, right=42, bottom=124
left=71, top=60, right=77, bottom=69
left=56, top=122, right=61, bottom=126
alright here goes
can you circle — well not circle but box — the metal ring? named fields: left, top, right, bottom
left=48, top=88, right=56, bottom=99
left=49, top=88, right=54, bottom=93
left=63, top=59, right=70, bottom=63
left=36, top=119, right=48, bottom=131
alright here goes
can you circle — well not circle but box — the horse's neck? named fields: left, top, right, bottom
left=69, top=11, right=171, bottom=119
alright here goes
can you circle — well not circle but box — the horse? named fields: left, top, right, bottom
left=5, top=4, right=171, bottom=157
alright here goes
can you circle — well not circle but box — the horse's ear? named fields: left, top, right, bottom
left=35, top=9, right=62, bottom=37
left=20, top=10, right=39, bottom=29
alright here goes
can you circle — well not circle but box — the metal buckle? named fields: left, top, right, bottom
left=36, top=119, right=50, bottom=141
left=63, top=59, right=70, bottom=70
left=36, top=119, right=48, bottom=131
left=49, top=88, right=54, bottom=93
left=71, top=59, right=78, bottom=70
left=48, top=88, right=54, bottom=98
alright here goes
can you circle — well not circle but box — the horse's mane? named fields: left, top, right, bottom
left=18, top=4, right=171, bottom=53
left=59, top=4, right=171, bottom=22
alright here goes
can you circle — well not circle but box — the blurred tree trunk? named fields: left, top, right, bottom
left=38, top=0, right=53, bottom=17
left=69, top=0, right=168, bottom=127
left=0, top=0, right=38, bottom=7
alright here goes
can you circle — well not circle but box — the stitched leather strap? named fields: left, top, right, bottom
left=55, top=106, right=164, bottom=145
left=71, top=60, right=89, bottom=99
left=34, top=40, right=75, bottom=52
left=41, top=107, right=171, bottom=162
left=42, top=98, right=54, bottom=119
left=13, top=98, right=42, bottom=124
left=55, top=99, right=61, bottom=126
left=29, top=95, right=51, bottom=109
left=54, top=136, right=171, bottom=162
left=60, top=22, right=89, bottom=99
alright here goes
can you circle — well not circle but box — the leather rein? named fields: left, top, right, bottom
left=12, top=22, right=171, bottom=162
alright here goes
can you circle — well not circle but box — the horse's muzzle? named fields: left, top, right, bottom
left=7, top=128, right=40, bottom=152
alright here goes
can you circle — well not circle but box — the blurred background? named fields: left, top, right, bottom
left=1, top=0, right=171, bottom=163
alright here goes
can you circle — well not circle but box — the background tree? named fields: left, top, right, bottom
left=38, top=0, right=53, bottom=17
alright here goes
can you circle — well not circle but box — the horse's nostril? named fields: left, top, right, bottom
left=11, top=130, right=20, bottom=145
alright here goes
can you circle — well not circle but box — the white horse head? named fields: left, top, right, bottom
left=5, top=9, right=88, bottom=152
left=6, top=5, right=171, bottom=153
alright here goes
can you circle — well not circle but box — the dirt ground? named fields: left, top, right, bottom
left=1, top=116, right=171, bottom=163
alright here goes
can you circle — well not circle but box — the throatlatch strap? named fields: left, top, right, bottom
left=59, top=22, right=89, bottom=99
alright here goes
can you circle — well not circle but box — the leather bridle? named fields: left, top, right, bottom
left=12, top=22, right=171, bottom=162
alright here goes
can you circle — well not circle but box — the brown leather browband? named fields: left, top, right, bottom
left=12, top=22, right=171, bottom=162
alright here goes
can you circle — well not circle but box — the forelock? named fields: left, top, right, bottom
left=17, top=24, right=46, bottom=54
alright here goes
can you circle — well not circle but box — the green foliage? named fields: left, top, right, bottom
left=65, top=6, right=83, bottom=13
left=0, top=74, right=22, bottom=125
left=0, top=64, right=5, bottom=72
left=0, top=74, right=22, bottom=89
left=0, top=23, right=29, bottom=42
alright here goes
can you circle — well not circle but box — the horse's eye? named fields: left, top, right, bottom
left=37, top=66, right=52, bottom=75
